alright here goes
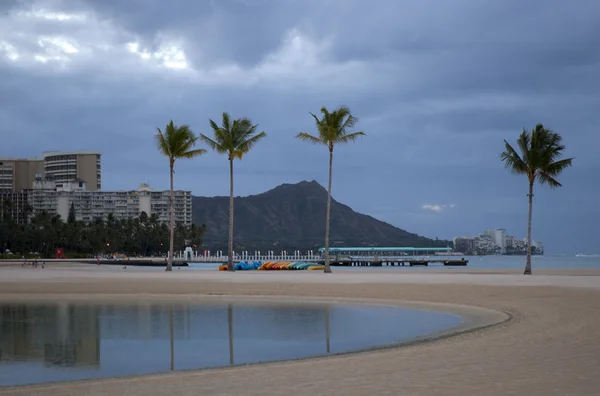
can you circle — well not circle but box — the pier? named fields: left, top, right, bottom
left=176, top=246, right=468, bottom=267
left=318, top=247, right=468, bottom=266
left=335, top=258, right=468, bottom=267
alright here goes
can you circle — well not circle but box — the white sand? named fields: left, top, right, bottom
left=1, top=267, right=599, bottom=396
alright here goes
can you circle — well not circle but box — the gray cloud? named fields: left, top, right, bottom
left=1, top=0, right=599, bottom=253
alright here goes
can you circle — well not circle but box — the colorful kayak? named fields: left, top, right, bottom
left=219, top=261, right=324, bottom=271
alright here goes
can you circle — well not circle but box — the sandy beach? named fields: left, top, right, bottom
left=1, top=266, right=599, bottom=395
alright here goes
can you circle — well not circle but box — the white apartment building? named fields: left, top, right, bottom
left=27, top=179, right=192, bottom=225
left=473, top=235, right=496, bottom=253
left=484, top=228, right=508, bottom=253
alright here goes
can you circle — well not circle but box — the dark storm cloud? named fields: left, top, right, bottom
left=1, top=0, right=599, bottom=253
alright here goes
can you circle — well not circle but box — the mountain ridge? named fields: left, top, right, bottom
left=192, top=180, right=450, bottom=251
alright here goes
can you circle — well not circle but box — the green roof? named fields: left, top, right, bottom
left=317, top=247, right=452, bottom=253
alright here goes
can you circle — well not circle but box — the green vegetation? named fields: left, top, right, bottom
left=155, top=120, right=206, bottom=271
left=296, top=106, right=365, bottom=273
left=199, top=112, right=266, bottom=272
left=501, top=124, right=573, bottom=275
left=0, top=211, right=205, bottom=259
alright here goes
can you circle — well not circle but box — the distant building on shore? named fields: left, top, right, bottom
left=27, top=179, right=192, bottom=225
left=453, top=229, right=543, bottom=256
left=0, top=150, right=191, bottom=225
left=0, top=150, right=101, bottom=193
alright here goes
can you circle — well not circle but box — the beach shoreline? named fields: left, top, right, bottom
left=0, top=267, right=599, bottom=395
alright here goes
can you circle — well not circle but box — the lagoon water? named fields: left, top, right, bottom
left=0, top=301, right=463, bottom=386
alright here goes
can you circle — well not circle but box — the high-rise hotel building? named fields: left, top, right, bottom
left=43, top=151, right=102, bottom=191
left=0, top=151, right=101, bottom=192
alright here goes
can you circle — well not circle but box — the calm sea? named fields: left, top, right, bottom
left=183, top=255, right=600, bottom=271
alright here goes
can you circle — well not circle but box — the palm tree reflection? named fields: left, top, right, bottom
left=228, top=303, right=234, bottom=365
left=325, top=305, right=331, bottom=354
left=169, top=305, right=174, bottom=371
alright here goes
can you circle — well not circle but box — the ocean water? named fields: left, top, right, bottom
left=443, top=255, right=600, bottom=269
left=0, top=301, right=462, bottom=386
left=181, top=255, right=600, bottom=271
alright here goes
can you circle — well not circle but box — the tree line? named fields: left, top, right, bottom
left=0, top=208, right=206, bottom=259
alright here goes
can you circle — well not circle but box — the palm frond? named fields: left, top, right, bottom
left=340, top=113, right=358, bottom=131
left=516, top=130, right=531, bottom=167
left=209, top=119, right=221, bottom=133
left=179, top=148, right=207, bottom=159
left=222, top=112, right=231, bottom=132
left=309, top=112, right=328, bottom=141
left=296, top=132, right=325, bottom=145
left=199, top=132, right=227, bottom=154
left=238, top=131, right=266, bottom=153
left=500, top=140, right=528, bottom=174
left=310, top=112, right=323, bottom=128
left=537, top=172, right=562, bottom=188
left=336, top=131, right=365, bottom=145
left=542, top=157, right=573, bottom=177
left=541, top=132, right=566, bottom=164
left=154, top=128, right=171, bottom=157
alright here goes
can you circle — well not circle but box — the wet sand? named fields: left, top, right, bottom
left=1, top=267, right=599, bottom=396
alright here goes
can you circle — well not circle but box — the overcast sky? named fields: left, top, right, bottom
left=1, top=0, right=598, bottom=254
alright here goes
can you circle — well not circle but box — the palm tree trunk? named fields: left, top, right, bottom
left=227, top=159, right=235, bottom=272
left=524, top=181, right=534, bottom=275
left=324, top=150, right=333, bottom=273
left=169, top=305, right=174, bottom=371
left=167, top=161, right=174, bottom=272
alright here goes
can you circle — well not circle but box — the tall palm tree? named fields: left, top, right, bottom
left=500, top=124, right=573, bottom=275
left=296, top=106, right=365, bottom=273
left=199, top=112, right=266, bottom=272
left=155, top=120, right=206, bottom=271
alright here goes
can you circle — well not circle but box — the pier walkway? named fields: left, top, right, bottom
left=184, top=246, right=468, bottom=267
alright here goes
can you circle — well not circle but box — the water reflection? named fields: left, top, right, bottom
left=169, top=305, right=174, bottom=371
left=225, top=303, right=329, bottom=366
left=0, top=304, right=100, bottom=368
left=0, top=301, right=462, bottom=386
left=228, top=303, right=234, bottom=365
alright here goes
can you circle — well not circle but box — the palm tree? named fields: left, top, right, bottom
left=500, top=124, right=573, bottom=275
left=199, top=112, right=266, bottom=272
left=296, top=106, right=365, bottom=273
left=155, top=120, right=207, bottom=271
left=1, top=198, right=12, bottom=223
